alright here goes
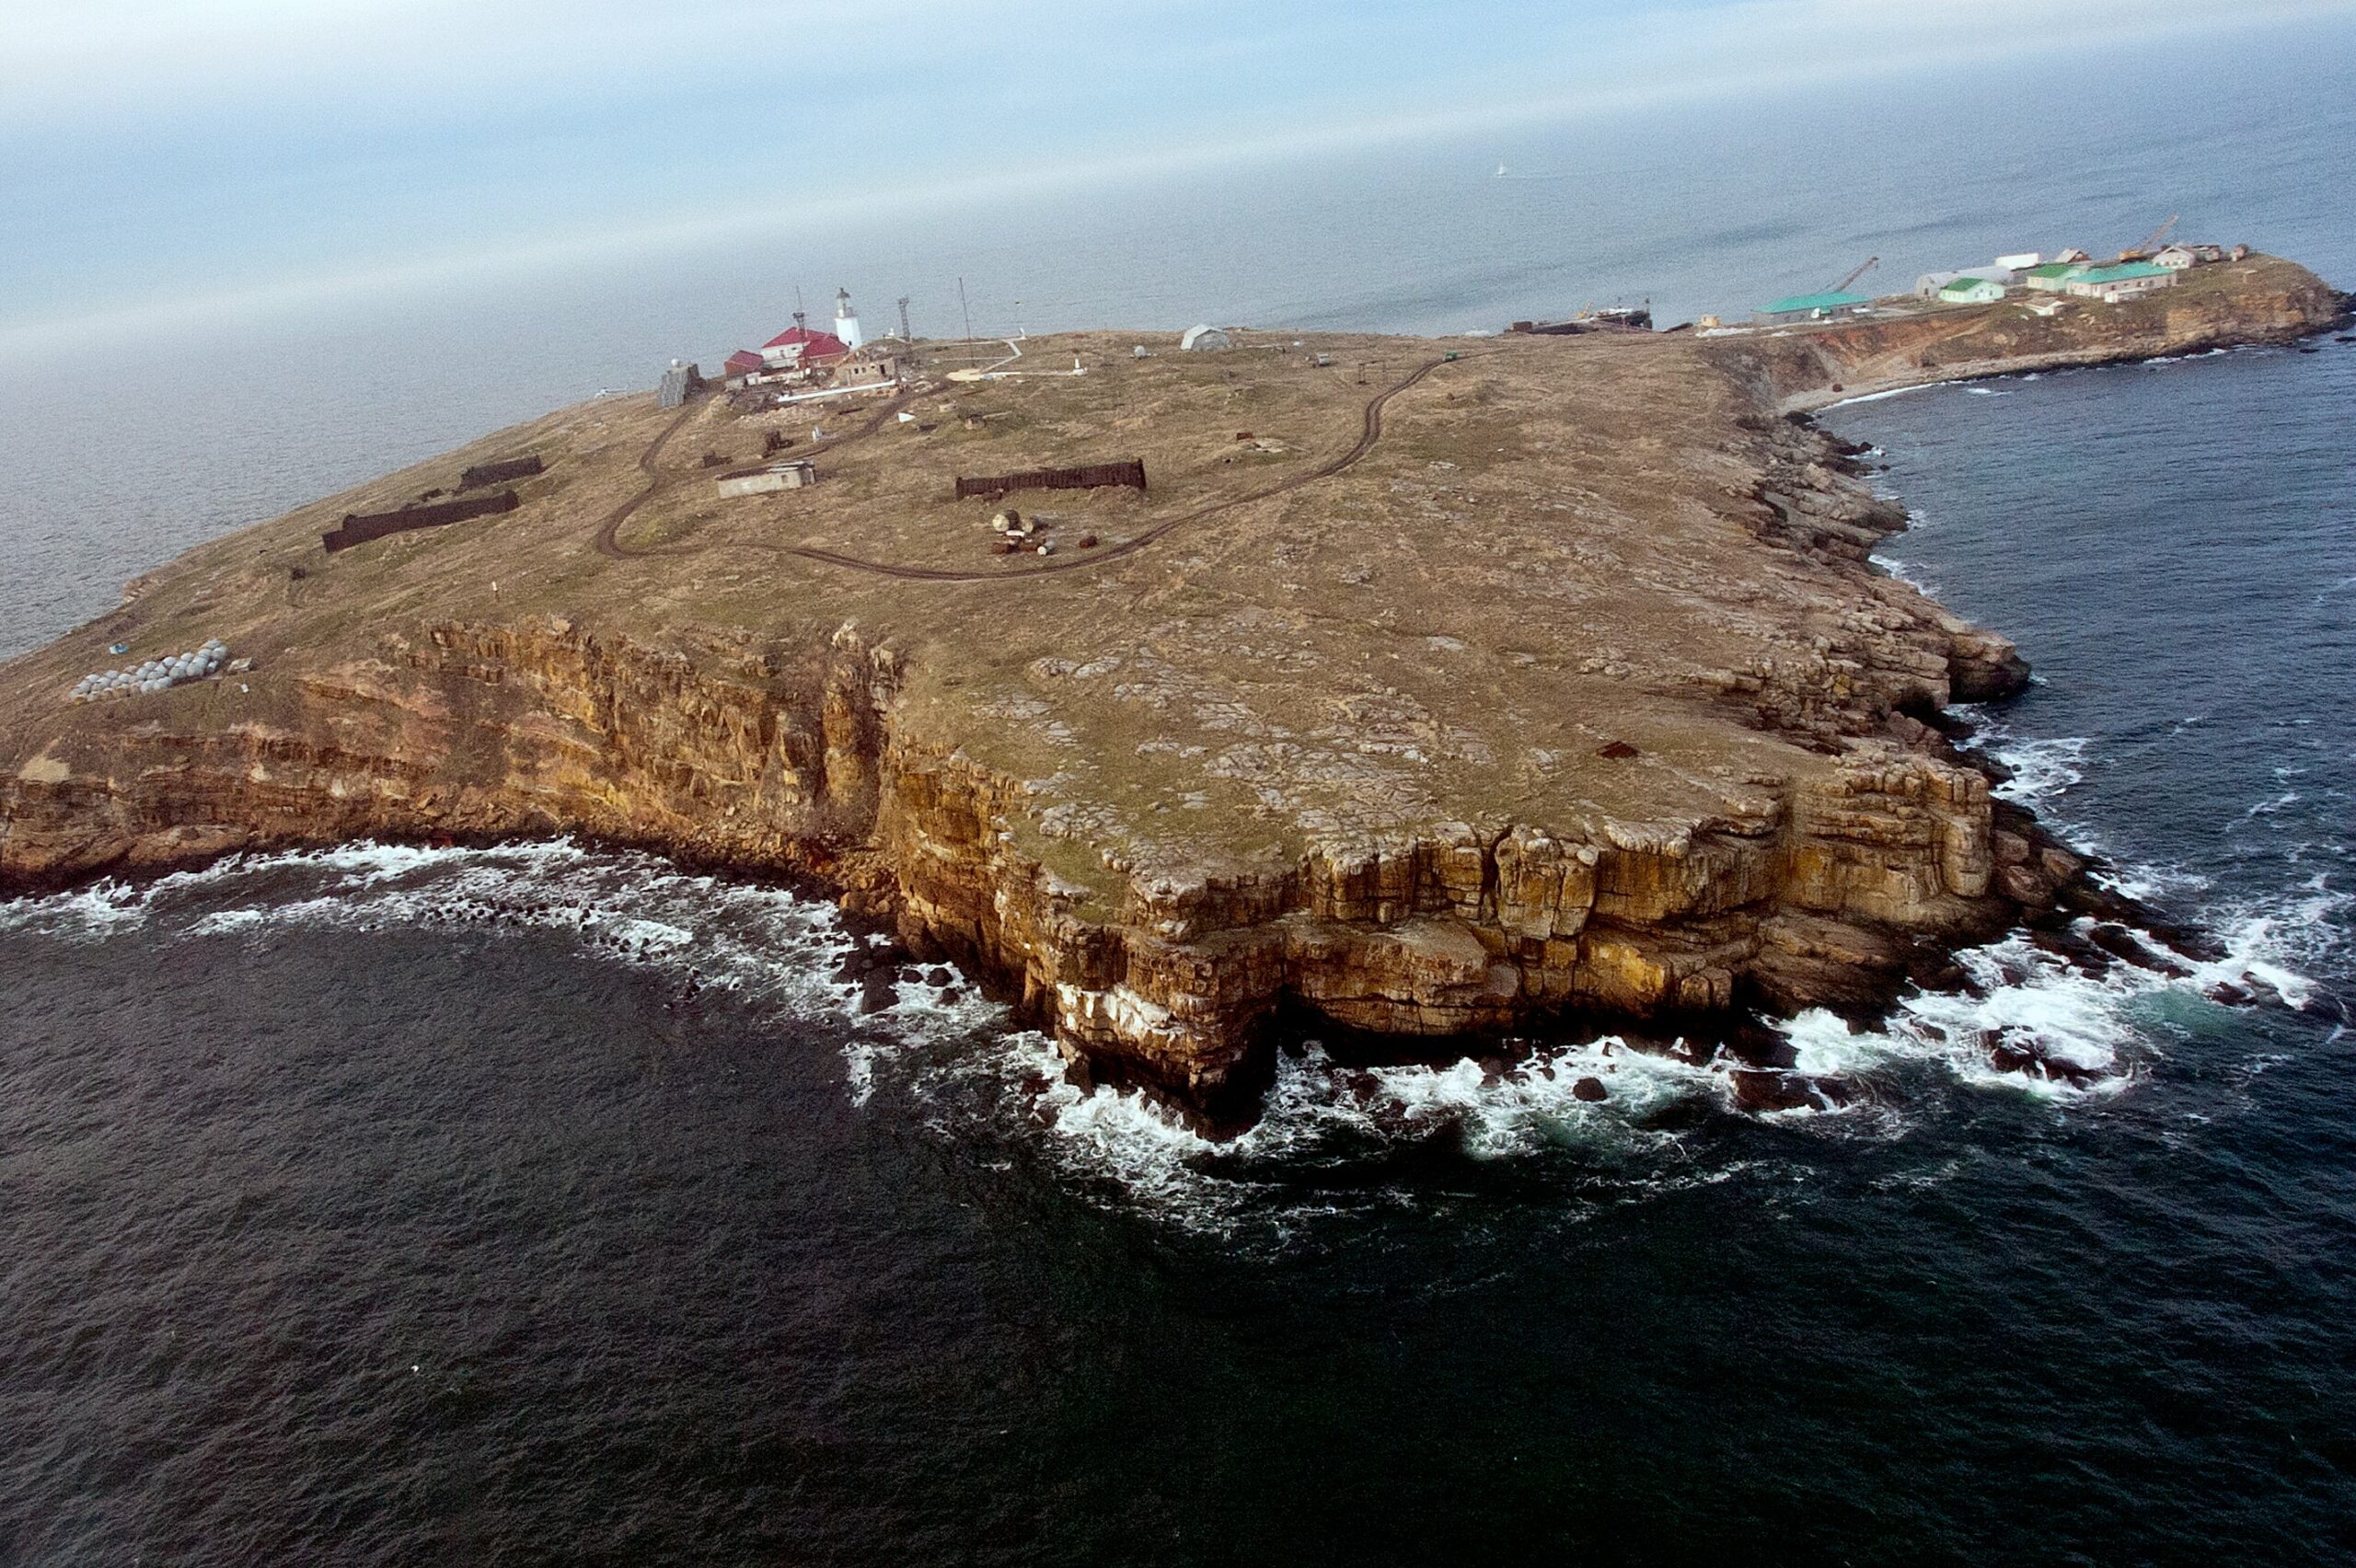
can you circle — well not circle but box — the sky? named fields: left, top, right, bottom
left=6, top=0, right=2353, bottom=338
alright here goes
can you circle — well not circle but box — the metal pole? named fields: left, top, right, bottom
left=958, top=277, right=974, bottom=346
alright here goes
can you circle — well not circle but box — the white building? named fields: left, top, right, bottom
left=2062, top=262, right=2177, bottom=304
left=834, top=289, right=864, bottom=352
left=1938, top=276, right=2008, bottom=306
left=2153, top=245, right=2200, bottom=271
left=1994, top=251, right=2043, bottom=272
left=1180, top=324, right=1232, bottom=352
left=1914, top=271, right=1966, bottom=298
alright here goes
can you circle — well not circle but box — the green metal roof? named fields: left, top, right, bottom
left=2024, top=262, right=2079, bottom=279
left=1940, top=276, right=1999, bottom=294
left=2073, top=262, right=2171, bottom=284
left=1758, top=291, right=1873, bottom=315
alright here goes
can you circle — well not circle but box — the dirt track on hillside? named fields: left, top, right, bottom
left=594, top=353, right=1474, bottom=581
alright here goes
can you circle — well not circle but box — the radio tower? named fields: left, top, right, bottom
left=896, top=295, right=913, bottom=342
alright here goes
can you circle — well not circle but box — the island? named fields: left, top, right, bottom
left=4, top=254, right=2343, bottom=1112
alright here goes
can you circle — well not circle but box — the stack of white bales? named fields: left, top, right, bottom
left=69, top=640, right=230, bottom=702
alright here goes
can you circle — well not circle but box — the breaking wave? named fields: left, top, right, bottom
left=2, top=830, right=2343, bottom=1238
left=0, top=839, right=861, bottom=1020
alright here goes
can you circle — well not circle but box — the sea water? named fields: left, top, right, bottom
left=4, top=24, right=2354, bottom=1564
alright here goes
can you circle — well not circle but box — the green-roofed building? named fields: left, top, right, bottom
left=2023, top=262, right=2085, bottom=292
left=1937, top=276, right=2008, bottom=306
left=2063, top=260, right=2177, bottom=303
left=1754, top=291, right=1876, bottom=326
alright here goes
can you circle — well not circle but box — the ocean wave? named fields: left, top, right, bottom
left=0, top=881, right=153, bottom=939
left=0, top=837, right=860, bottom=1018
left=1872, top=552, right=1940, bottom=596
left=859, top=1028, right=1759, bottom=1238
left=6, top=834, right=2343, bottom=1235
left=1823, top=379, right=1961, bottom=409
left=1976, top=725, right=2091, bottom=806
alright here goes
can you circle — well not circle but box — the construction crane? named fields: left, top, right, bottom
left=1828, top=256, right=1878, bottom=294
left=2122, top=214, right=2178, bottom=259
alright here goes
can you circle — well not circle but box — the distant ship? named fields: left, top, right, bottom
left=1495, top=163, right=1509, bottom=178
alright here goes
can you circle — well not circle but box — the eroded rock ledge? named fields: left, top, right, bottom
left=5, top=259, right=2344, bottom=1101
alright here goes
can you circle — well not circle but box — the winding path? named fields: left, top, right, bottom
left=592, top=384, right=925, bottom=560
left=595, top=351, right=1480, bottom=581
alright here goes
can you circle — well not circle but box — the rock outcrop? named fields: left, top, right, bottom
left=4, top=259, right=2343, bottom=1102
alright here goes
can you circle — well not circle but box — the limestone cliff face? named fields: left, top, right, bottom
left=8, top=274, right=2340, bottom=1101
left=1, top=621, right=903, bottom=894
left=7, top=599, right=2020, bottom=1098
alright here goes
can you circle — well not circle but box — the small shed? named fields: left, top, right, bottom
left=2153, top=244, right=2199, bottom=270
left=715, top=460, right=817, bottom=499
left=1914, top=271, right=1966, bottom=298
left=1180, top=324, right=1232, bottom=352
left=1937, top=276, right=2007, bottom=306
left=836, top=352, right=901, bottom=387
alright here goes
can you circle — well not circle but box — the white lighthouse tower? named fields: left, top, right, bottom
left=833, top=288, right=864, bottom=352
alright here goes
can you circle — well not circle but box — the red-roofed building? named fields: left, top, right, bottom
left=723, top=349, right=766, bottom=377
left=760, top=325, right=849, bottom=367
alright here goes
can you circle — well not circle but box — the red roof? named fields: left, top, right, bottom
left=724, top=349, right=765, bottom=374
left=759, top=326, right=849, bottom=360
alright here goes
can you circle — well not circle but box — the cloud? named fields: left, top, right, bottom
left=4, top=0, right=2350, bottom=341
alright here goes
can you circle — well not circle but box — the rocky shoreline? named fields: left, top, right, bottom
left=5, top=259, right=2346, bottom=1113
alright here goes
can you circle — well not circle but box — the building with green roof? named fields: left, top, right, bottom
left=1937, top=276, right=2008, bottom=306
left=2063, top=260, right=2177, bottom=303
left=1753, top=291, right=1876, bottom=326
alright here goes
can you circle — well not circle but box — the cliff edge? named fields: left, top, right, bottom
left=4, top=257, right=2342, bottom=1105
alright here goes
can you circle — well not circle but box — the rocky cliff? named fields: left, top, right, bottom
left=5, top=263, right=2343, bottom=1106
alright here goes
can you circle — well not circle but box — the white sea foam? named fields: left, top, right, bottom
left=1981, top=730, right=2090, bottom=806
left=1774, top=870, right=2347, bottom=1099
left=0, top=882, right=153, bottom=939
left=0, top=837, right=860, bottom=1017
left=1821, top=378, right=1962, bottom=409
left=9, top=830, right=2343, bottom=1233
left=182, top=907, right=271, bottom=936
left=1872, top=549, right=1940, bottom=596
